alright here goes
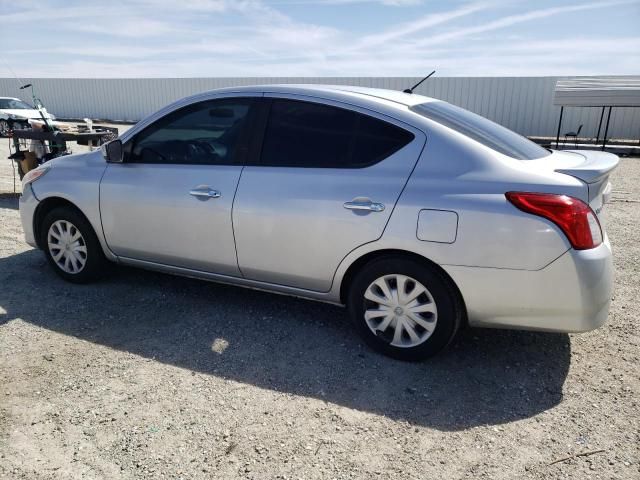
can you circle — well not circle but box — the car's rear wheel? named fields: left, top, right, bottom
left=347, top=256, right=463, bottom=361
left=41, top=206, right=106, bottom=283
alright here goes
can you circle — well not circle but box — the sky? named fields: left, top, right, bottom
left=1, top=0, right=639, bottom=78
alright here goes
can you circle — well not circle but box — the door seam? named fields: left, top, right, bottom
left=231, top=165, right=246, bottom=278
left=326, top=134, right=429, bottom=293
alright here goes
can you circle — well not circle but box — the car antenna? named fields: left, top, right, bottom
left=20, top=82, right=52, bottom=131
left=403, top=70, right=436, bottom=94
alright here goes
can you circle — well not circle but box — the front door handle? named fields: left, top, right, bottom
left=344, top=199, right=385, bottom=212
left=189, top=186, right=221, bottom=199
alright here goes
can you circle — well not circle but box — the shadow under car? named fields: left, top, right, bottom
left=0, top=247, right=571, bottom=431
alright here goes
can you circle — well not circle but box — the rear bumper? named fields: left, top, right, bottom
left=19, top=184, right=39, bottom=248
left=444, top=237, right=613, bottom=333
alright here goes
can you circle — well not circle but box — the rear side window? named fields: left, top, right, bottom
left=260, top=99, right=414, bottom=168
left=411, top=101, right=550, bottom=160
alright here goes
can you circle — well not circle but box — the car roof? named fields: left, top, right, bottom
left=209, top=84, right=439, bottom=108
left=122, top=84, right=441, bottom=142
left=0, top=97, right=21, bottom=100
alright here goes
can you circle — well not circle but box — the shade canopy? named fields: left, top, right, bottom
left=554, top=76, right=640, bottom=107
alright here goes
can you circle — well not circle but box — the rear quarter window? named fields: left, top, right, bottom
left=411, top=101, right=550, bottom=160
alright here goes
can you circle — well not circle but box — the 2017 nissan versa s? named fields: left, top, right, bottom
left=19, top=85, right=618, bottom=360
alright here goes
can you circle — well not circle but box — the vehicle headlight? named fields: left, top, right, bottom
left=22, top=164, right=51, bottom=187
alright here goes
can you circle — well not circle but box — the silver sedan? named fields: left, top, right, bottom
left=19, top=85, right=618, bottom=360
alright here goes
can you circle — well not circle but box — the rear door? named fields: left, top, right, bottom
left=232, top=96, right=426, bottom=292
left=100, top=96, right=259, bottom=276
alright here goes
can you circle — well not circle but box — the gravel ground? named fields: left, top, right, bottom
left=0, top=129, right=638, bottom=479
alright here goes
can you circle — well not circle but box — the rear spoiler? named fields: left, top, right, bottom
left=555, top=150, right=619, bottom=184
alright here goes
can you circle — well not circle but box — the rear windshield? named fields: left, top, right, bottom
left=411, top=101, right=550, bottom=160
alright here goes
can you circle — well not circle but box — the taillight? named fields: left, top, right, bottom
left=505, top=192, right=602, bottom=250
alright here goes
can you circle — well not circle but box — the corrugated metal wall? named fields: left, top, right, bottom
left=1, top=77, right=638, bottom=139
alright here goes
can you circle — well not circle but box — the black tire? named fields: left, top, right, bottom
left=347, top=255, right=463, bottom=361
left=40, top=206, right=107, bottom=283
left=0, top=119, right=11, bottom=137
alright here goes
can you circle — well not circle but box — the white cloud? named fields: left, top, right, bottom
left=136, top=0, right=227, bottom=10
left=325, top=0, right=422, bottom=4
left=10, top=33, right=638, bottom=78
left=410, top=0, right=640, bottom=49
left=379, top=0, right=422, bottom=4
left=69, top=18, right=176, bottom=38
left=1, top=0, right=639, bottom=77
left=352, top=2, right=491, bottom=50
left=268, top=0, right=423, bottom=5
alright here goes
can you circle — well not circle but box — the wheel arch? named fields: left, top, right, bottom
left=338, top=248, right=467, bottom=321
left=33, top=196, right=92, bottom=249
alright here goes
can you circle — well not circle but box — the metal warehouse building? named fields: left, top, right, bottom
left=1, top=76, right=639, bottom=140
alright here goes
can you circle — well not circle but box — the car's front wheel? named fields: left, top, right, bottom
left=347, top=256, right=463, bottom=361
left=0, top=119, right=11, bottom=137
left=40, top=206, right=106, bottom=283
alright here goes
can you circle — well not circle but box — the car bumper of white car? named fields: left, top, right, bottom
left=444, top=236, right=613, bottom=333
left=19, top=184, right=39, bottom=248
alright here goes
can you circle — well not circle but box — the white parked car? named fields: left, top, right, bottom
left=0, top=97, right=55, bottom=136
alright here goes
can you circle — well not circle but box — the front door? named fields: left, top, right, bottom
left=100, top=96, right=258, bottom=276
left=233, top=97, right=426, bottom=291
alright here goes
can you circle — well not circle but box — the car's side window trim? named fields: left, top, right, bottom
left=253, top=96, right=416, bottom=169
left=263, top=92, right=420, bottom=134
left=123, top=97, right=257, bottom=166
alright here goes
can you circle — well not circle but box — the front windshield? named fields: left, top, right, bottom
left=411, top=101, right=550, bottom=160
left=0, top=98, right=34, bottom=110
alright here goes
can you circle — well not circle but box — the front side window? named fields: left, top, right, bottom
left=261, top=99, right=414, bottom=168
left=0, top=98, right=33, bottom=110
left=129, top=99, right=254, bottom=165
left=411, top=101, right=550, bottom=160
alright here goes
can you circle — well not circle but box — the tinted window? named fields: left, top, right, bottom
left=354, top=114, right=415, bottom=166
left=261, top=99, right=414, bottom=168
left=0, top=98, right=33, bottom=109
left=411, top=101, right=550, bottom=160
left=130, top=99, right=253, bottom=165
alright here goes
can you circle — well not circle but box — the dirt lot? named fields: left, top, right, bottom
left=0, top=129, right=638, bottom=479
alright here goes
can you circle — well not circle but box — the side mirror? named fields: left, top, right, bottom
left=101, top=139, right=123, bottom=163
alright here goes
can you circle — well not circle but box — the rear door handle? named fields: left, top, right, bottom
left=344, top=200, right=385, bottom=212
left=189, top=186, right=221, bottom=199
